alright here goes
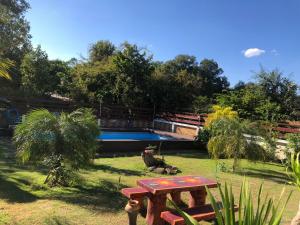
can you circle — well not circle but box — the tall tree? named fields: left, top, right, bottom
left=152, top=56, right=228, bottom=111
left=198, top=59, right=229, bottom=96
left=255, top=67, right=298, bottom=117
left=49, top=59, right=72, bottom=95
left=20, top=46, right=56, bottom=96
left=0, top=0, right=31, bottom=85
left=89, top=40, right=115, bottom=63
left=112, top=42, right=153, bottom=107
left=217, top=84, right=283, bottom=122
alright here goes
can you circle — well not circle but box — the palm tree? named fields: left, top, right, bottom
left=207, top=118, right=274, bottom=172
left=13, top=108, right=100, bottom=186
left=0, top=58, right=13, bottom=80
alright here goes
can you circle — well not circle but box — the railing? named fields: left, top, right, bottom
left=156, top=112, right=300, bottom=137
left=156, top=112, right=207, bottom=126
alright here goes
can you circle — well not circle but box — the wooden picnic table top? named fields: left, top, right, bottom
left=137, top=175, right=218, bottom=195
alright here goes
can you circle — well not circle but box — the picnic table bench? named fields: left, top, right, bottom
left=121, top=175, right=218, bottom=225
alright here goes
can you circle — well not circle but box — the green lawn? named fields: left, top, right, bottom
left=0, top=137, right=298, bottom=225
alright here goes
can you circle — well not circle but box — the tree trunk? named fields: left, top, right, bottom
left=291, top=201, right=300, bottom=225
left=232, top=157, right=239, bottom=172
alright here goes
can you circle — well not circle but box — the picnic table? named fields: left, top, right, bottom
left=137, top=175, right=218, bottom=225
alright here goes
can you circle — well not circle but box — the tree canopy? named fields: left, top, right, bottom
left=0, top=0, right=31, bottom=85
left=217, top=68, right=298, bottom=121
left=0, top=0, right=299, bottom=122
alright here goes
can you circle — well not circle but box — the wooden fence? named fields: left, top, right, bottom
left=3, top=96, right=300, bottom=136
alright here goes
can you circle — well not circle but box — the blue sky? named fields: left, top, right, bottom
left=26, top=0, right=300, bottom=86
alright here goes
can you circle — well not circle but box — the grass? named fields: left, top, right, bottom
left=0, top=137, right=299, bottom=225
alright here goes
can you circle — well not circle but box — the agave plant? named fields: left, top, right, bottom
left=289, top=153, right=300, bottom=189
left=168, top=198, right=200, bottom=225
left=288, top=153, right=300, bottom=225
left=171, top=180, right=291, bottom=225
left=206, top=181, right=291, bottom=225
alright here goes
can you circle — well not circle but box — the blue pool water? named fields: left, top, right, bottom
left=98, top=131, right=174, bottom=140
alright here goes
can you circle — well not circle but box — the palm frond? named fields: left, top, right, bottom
left=0, top=58, right=14, bottom=80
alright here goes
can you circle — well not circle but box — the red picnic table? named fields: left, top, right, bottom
left=137, top=175, right=218, bottom=225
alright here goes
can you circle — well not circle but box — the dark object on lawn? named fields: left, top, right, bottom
left=141, top=146, right=178, bottom=175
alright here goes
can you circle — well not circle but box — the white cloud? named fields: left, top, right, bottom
left=242, top=48, right=266, bottom=58
left=271, top=49, right=280, bottom=56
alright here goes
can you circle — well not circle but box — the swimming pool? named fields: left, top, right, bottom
left=98, top=131, right=174, bottom=140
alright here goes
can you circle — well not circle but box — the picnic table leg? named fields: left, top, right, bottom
left=188, top=188, right=207, bottom=207
left=170, top=191, right=185, bottom=207
left=135, top=197, right=147, bottom=218
left=146, top=193, right=167, bottom=225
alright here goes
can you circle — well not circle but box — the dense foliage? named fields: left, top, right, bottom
left=72, top=44, right=229, bottom=111
left=217, top=68, right=298, bottom=121
left=1, top=0, right=299, bottom=121
left=13, top=108, right=100, bottom=186
left=286, top=133, right=300, bottom=154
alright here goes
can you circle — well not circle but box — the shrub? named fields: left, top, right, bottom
left=286, top=133, right=300, bottom=154
left=197, top=127, right=210, bottom=144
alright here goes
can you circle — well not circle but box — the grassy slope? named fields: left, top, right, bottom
left=0, top=137, right=299, bottom=225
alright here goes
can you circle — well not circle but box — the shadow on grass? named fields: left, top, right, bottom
left=164, top=152, right=209, bottom=159
left=236, top=167, right=291, bottom=184
left=0, top=174, right=39, bottom=203
left=44, top=216, right=72, bottom=225
left=50, top=180, right=129, bottom=212
left=88, top=164, right=145, bottom=176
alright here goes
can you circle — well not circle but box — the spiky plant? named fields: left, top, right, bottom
left=171, top=180, right=291, bottom=225
left=168, top=198, right=201, bottom=225
left=206, top=181, right=291, bottom=225
left=289, top=153, right=300, bottom=225
left=14, top=108, right=100, bottom=186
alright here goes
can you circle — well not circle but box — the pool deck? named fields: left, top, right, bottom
left=150, top=129, right=195, bottom=141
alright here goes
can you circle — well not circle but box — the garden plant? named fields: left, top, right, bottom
left=289, top=152, right=300, bottom=224
left=203, top=106, right=276, bottom=172
left=170, top=180, right=291, bottom=225
left=13, top=108, right=100, bottom=186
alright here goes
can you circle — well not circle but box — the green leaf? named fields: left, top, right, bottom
left=168, top=199, right=200, bottom=225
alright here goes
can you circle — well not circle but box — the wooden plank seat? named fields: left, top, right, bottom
left=161, top=203, right=238, bottom=225
left=121, top=187, right=150, bottom=199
